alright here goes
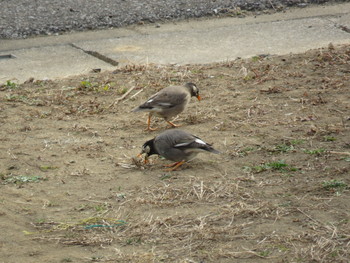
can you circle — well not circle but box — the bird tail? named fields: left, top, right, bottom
left=131, top=105, right=153, bottom=112
left=207, top=147, right=221, bottom=154
left=131, top=106, right=144, bottom=112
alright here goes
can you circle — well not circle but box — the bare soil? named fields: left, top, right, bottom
left=0, top=44, right=349, bottom=263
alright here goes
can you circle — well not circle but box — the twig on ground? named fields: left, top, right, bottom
left=108, top=86, right=136, bottom=108
left=127, top=88, right=144, bottom=100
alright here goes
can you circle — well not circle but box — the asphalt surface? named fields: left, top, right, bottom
left=0, top=0, right=347, bottom=39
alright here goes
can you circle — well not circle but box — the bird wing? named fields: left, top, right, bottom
left=135, top=86, right=188, bottom=112
left=147, top=90, right=187, bottom=109
left=173, top=134, right=202, bottom=148
left=174, top=134, right=220, bottom=154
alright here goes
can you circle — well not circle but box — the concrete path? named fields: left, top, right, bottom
left=0, top=3, right=349, bottom=84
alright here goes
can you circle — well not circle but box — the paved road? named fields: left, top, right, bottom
left=0, top=0, right=346, bottom=39
left=0, top=2, right=349, bottom=83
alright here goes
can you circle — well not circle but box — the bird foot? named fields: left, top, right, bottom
left=166, top=121, right=181, bottom=128
left=145, top=127, right=158, bottom=132
left=163, top=161, right=185, bottom=171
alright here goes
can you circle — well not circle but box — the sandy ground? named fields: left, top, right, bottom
left=0, top=44, right=349, bottom=263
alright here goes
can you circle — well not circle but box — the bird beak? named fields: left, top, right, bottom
left=196, top=95, right=201, bottom=101
left=137, top=153, right=149, bottom=164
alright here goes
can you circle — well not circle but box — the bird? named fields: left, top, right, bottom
left=138, top=129, right=220, bottom=171
left=132, top=83, right=201, bottom=131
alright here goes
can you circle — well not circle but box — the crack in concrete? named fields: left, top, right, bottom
left=323, top=17, right=350, bottom=34
left=338, top=24, right=350, bottom=33
left=0, top=54, right=16, bottom=60
left=69, top=43, right=119, bottom=66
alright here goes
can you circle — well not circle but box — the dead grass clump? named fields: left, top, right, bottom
left=133, top=178, right=247, bottom=207
left=34, top=232, right=114, bottom=246
left=31, top=217, right=126, bottom=246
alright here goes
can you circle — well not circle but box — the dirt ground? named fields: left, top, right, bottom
left=0, top=44, right=349, bottom=263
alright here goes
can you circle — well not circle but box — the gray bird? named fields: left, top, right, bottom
left=139, top=129, right=220, bottom=171
left=132, top=83, right=201, bottom=131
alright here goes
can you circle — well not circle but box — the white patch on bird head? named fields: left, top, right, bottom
left=192, top=85, right=198, bottom=93
left=142, top=145, right=151, bottom=154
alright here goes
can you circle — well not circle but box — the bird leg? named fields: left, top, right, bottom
left=166, top=120, right=181, bottom=128
left=164, top=160, right=185, bottom=171
left=164, top=162, right=180, bottom=167
left=145, top=115, right=157, bottom=131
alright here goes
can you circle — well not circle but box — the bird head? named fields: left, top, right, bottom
left=186, top=83, right=201, bottom=101
left=138, top=139, right=157, bottom=163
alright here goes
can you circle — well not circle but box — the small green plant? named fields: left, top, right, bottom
left=160, top=173, right=174, bottom=180
left=322, top=179, right=347, bottom=192
left=237, top=147, right=256, bottom=156
left=267, top=160, right=288, bottom=170
left=251, top=56, right=261, bottom=62
left=35, top=218, right=47, bottom=224
left=5, top=94, right=28, bottom=102
left=94, top=203, right=110, bottom=212
left=117, top=87, right=128, bottom=95
left=80, top=80, right=92, bottom=89
left=258, top=250, right=271, bottom=257
left=245, top=160, right=298, bottom=173
left=3, top=80, right=18, bottom=89
left=125, top=237, right=141, bottom=245
left=243, top=75, right=253, bottom=81
left=101, top=84, right=110, bottom=91
left=2, top=175, right=45, bottom=184
left=290, top=139, right=305, bottom=145
left=39, top=165, right=58, bottom=172
left=323, top=136, right=336, bottom=142
left=304, top=148, right=326, bottom=155
left=91, top=256, right=104, bottom=261
left=274, top=144, right=294, bottom=153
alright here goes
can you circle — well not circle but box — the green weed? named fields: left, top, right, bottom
left=93, top=203, right=111, bottom=212
left=290, top=139, right=305, bottom=145
left=117, top=87, right=128, bottom=95
left=304, top=148, right=326, bottom=155
left=5, top=94, right=28, bottom=102
left=2, top=175, right=46, bottom=184
left=322, top=179, right=347, bottom=192
left=258, top=250, right=271, bottom=257
left=323, top=136, right=336, bottom=142
left=160, top=173, right=174, bottom=180
left=251, top=56, right=261, bottom=62
left=237, top=147, right=257, bottom=156
left=80, top=80, right=92, bottom=89
left=245, top=160, right=298, bottom=173
left=125, top=237, right=142, bottom=245
left=39, top=165, right=58, bottom=172
left=274, top=144, right=294, bottom=153
left=3, top=80, right=19, bottom=89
